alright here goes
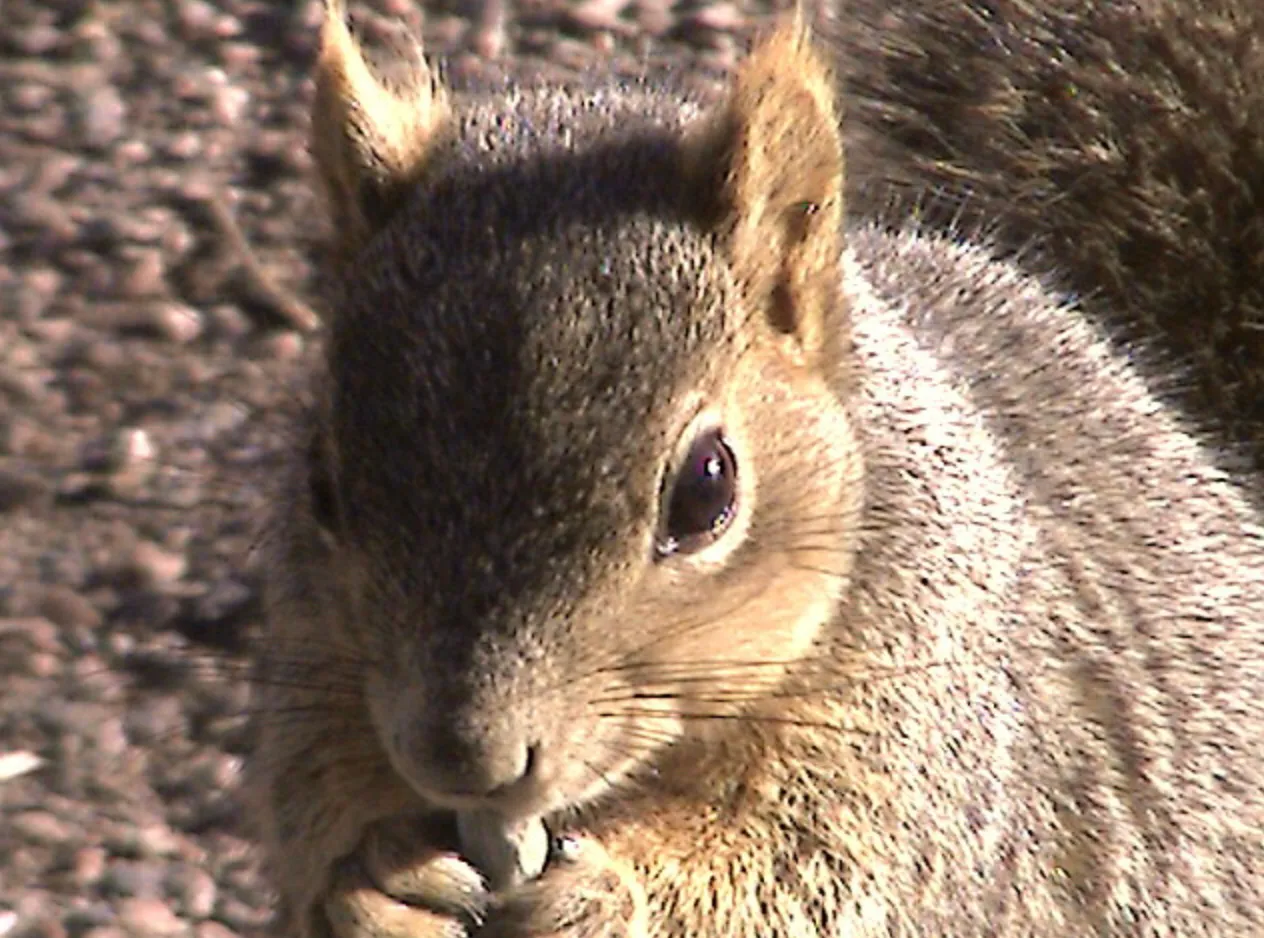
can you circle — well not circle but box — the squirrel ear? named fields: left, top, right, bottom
left=686, top=23, right=845, bottom=362
left=311, top=0, right=450, bottom=259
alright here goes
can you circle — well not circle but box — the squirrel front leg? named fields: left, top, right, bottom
left=249, top=674, right=488, bottom=938
left=477, top=834, right=648, bottom=938
left=476, top=778, right=791, bottom=938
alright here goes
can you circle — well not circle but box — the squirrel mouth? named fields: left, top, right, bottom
left=401, top=751, right=568, bottom=823
left=420, top=782, right=555, bottom=821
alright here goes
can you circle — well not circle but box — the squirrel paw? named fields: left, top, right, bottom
left=474, top=836, right=646, bottom=938
left=324, top=816, right=489, bottom=938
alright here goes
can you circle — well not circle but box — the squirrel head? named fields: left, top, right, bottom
left=302, top=1, right=863, bottom=820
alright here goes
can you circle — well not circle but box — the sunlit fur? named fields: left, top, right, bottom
left=246, top=5, right=1264, bottom=938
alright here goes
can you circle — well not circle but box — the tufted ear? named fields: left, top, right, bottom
left=311, top=0, right=451, bottom=260
left=686, top=23, right=846, bottom=365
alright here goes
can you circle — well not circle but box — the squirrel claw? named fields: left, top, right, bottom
left=475, top=836, right=646, bottom=938
left=325, top=817, right=489, bottom=938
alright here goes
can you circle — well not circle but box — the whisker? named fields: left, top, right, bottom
left=596, top=708, right=874, bottom=736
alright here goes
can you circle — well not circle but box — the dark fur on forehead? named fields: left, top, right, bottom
left=324, top=92, right=734, bottom=619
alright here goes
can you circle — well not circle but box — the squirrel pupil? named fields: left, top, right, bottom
left=663, top=430, right=737, bottom=554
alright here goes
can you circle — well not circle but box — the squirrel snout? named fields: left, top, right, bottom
left=399, top=715, right=545, bottom=811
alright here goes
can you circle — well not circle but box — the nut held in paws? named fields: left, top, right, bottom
left=456, top=810, right=550, bottom=891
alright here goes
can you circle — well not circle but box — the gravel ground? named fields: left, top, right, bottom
left=0, top=1, right=781, bottom=936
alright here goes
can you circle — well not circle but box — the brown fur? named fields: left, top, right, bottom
left=311, top=0, right=450, bottom=262
left=247, top=4, right=1264, bottom=937
left=827, top=0, right=1264, bottom=475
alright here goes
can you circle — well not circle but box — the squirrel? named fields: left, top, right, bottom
left=826, top=0, right=1264, bottom=477
left=245, top=1, right=1264, bottom=936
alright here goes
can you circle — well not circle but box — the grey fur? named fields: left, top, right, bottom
left=247, top=7, right=1264, bottom=938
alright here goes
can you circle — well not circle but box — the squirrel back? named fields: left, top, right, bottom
left=246, top=6, right=1264, bottom=937
left=828, top=0, right=1264, bottom=474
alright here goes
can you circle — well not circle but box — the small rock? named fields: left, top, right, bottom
left=192, top=922, right=236, bottom=938
left=205, top=306, right=253, bottom=341
left=123, top=697, right=185, bottom=746
left=72, top=846, right=109, bottom=887
left=110, top=428, right=156, bottom=470
left=210, top=86, right=249, bottom=125
left=29, top=152, right=79, bottom=194
left=255, top=331, right=304, bottom=362
left=165, top=133, right=202, bottom=161
left=56, top=472, right=107, bottom=504
left=183, top=751, right=240, bottom=792
left=682, top=1, right=745, bottom=33
left=39, top=585, right=102, bottom=630
left=200, top=402, right=248, bottom=437
left=0, top=419, right=41, bottom=457
left=71, top=654, right=124, bottom=700
left=172, top=70, right=207, bottom=101
left=101, top=861, right=166, bottom=899
left=166, top=866, right=216, bottom=920
left=217, top=42, right=259, bottom=70
left=115, top=250, right=167, bottom=299
left=12, top=810, right=73, bottom=845
left=114, top=898, right=185, bottom=938
left=25, top=318, right=75, bottom=344
left=113, top=590, right=181, bottom=631
left=0, top=363, right=52, bottom=404
left=26, top=652, right=60, bottom=678
left=124, top=542, right=188, bottom=588
left=92, top=716, right=129, bottom=758
left=114, top=140, right=153, bottom=167
left=106, top=450, right=157, bottom=502
left=132, top=18, right=166, bottom=45
left=74, top=18, right=124, bottom=64
left=106, top=630, right=136, bottom=657
left=566, top=0, right=628, bottom=33
left=0, top=750, right=44, bottom=783
left=175, top=0, right=218, bottom=38
left=13, top=266, right=62, bottom=320
left=0, top=468, right=53, bottom=512
left=11, top=24, right=63, bottom=54
left=30, top=918, right=67, bottom=938
left=134, top=824, right=183, bottom=859
left=146, top=303, right=204, bottom=344
left=64, top=367, right=111, bottom=414
left=15, top=895, right=56, bottom=925
left=79, top=86, right=128, bottom=149
left=10, top=83, right=55, bottom=113
left=0, top=616, right=60, bottom=654
left=8, top=192, right=78, bottom=244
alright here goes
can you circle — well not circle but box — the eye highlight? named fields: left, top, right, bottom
left=657, top=427, right=738, bottom=557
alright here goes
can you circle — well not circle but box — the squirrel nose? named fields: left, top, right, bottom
left=412, top=720, right=541, bottom=800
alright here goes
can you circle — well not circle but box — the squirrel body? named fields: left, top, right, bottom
left=247, top=4, right=1264, bottom=937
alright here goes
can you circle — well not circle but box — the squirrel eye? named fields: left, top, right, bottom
left=658, top=428, right=738, bottom=557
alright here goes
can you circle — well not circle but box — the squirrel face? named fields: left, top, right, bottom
left=303, top=9, right=862, bottom=821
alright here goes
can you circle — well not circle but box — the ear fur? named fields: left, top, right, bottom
left=311, top=0, right=450, bottom=260
left=686, top=22, right=846, bottom=364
